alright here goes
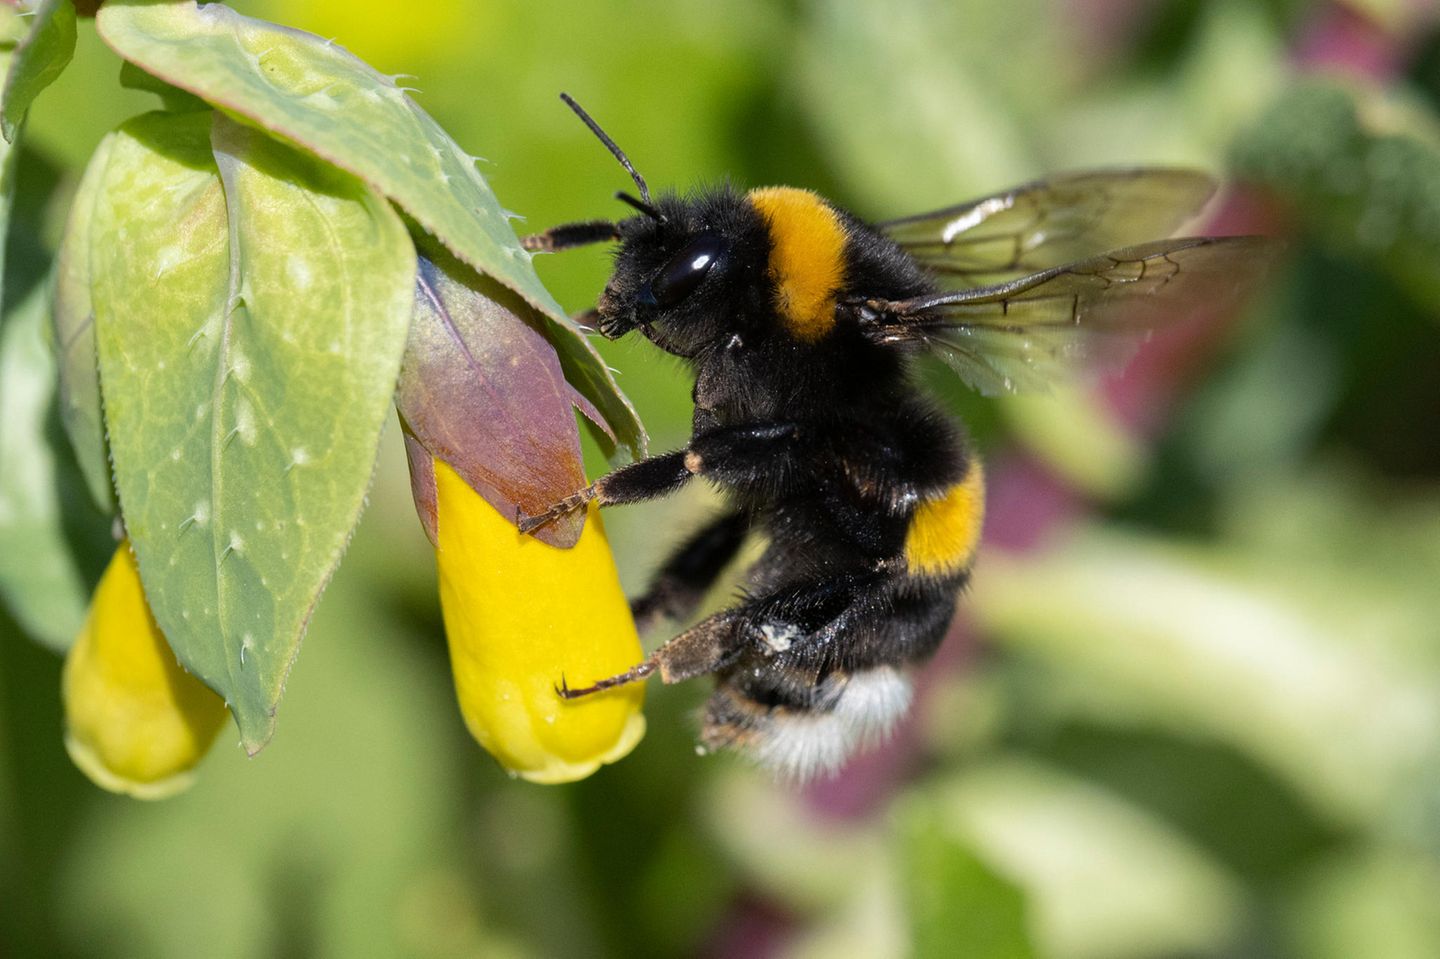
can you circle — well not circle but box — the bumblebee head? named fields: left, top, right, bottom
left=600, top=193, right=767, bottom=358
left=523, top=95, right=761, bottom=360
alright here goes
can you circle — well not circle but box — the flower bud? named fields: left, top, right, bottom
left=433, top=459, right=645, bottom=783
left=62, top=542, right=229, bottom=799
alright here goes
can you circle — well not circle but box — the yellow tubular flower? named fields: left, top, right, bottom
left=62, top=542, right=229, bottom=799
left=433, top=460, right=645, bottom=783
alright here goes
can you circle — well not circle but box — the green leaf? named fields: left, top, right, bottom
left=52, top=130, right=116, bottom=512
left=118, top=59, right=205, bottom=113
left=796, top=0, right=1052, bottom=214
left=90, top=109, right=416, bottom=751
left=0, top=2, right=87, bottom=649
left=95, top=0, right=644, bottom=460
left=1288, top=849, right=1440, bottom=959
left=0, top=281, right=91, bottom=651
left=0, top=0, right=77, bottom=143
left=973, top=517, right=1440, bottom=833
left=927, top=761, right=1244, bottom=959
left=897, top=799, right=1035, bottom=959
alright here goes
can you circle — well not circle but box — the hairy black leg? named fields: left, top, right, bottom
left=642, top=572, right=877, bottom=685
left=556, top=594, right=768, bottom=701
left=519, top=423, right=801, bottom=534
left=517, top=450, right=693, bottom=533
left=686, top=422, right=801, bottom=484
left=693, top=569, right=963, bottom=680
left=553, top=606, right=748, bottom=701
left=630, top=510, right=750, bottom=633
left=521, top=220, right=619, bottom=252
left=555, top=568, right=958, bottom=701
left=746, top=571, right=967, bottom=677
left=595, top=450, right=696, bottom=504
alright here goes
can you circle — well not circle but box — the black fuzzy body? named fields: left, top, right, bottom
left=570, top=187, right=982, bottom=776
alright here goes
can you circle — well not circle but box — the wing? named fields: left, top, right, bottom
left=879, top=169, right=1218, bottom=286
left=860, top=236, right=1276, bottom=396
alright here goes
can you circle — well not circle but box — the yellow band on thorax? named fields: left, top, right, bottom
left=747, top=187, right=846, bottom=342
left=903, top=460, right=986, bottom=577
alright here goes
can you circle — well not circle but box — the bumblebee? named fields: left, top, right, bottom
left=520, top=94, right=1271, bottom=780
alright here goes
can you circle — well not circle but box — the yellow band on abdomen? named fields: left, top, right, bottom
left=903, top=460, right=986, bottom=577
left=747, top=187, right=846, bottom=342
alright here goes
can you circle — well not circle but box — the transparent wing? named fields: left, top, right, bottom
left=864, top=236, right=1276, bottom=396
left=879, top=169, right=1218, bottom=286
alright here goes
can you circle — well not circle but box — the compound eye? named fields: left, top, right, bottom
left=646, top=231, right=726, bottom=308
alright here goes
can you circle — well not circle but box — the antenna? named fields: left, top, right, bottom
left=615, top=191, right=663, bottom=221
left=560, top=92, right=654, bottom=207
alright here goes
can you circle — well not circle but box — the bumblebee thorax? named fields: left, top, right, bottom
left=746, top=187, right=848, bottom=344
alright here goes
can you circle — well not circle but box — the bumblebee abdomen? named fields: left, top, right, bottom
left=746, top=187, right=848, bottom=343
left=903, top=458, right=986, bottom=577
left=701, top=665, right=914, bottom=781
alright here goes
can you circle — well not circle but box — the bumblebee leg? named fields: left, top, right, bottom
left=686, top=422, right=801, bottom=482
left=569, top=603, right=780, bottom=693
left=695, top=574, right=965, bottom=778
left=646, top=573, right=871, bottom=684
left=520, top=423, right=807, bottom=533
left=591, top=450, right=696, bottom=504
left=550, top=613, right=716, bottom=699
left=555, top=585, right=752, bottom=698
left=517, top=450, right=694, bottom=533
left=521, top=220, right=620, bottom=252
left=515, top=485, right=596, bottom=534
left=705, top=568, right=965, bottom=676
left=649, top=609, right=750, bottom=683
left=558, top=569, right=962, bottom=706
left=757, top=570, right=967, bottom=674
left=630, top=510, right=750, bottom=633
left=555, top=660, right=657, bottom=700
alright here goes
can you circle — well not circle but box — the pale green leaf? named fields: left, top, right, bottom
left=94, top=0, right=537, bottom=304
left=795, top=0, right=1052, bottom=215
left=0, top=282, right=90, bottom=650
left=118, top=59, right=206, bottom=113
left=932, top=761, right=1244, bottom=959
left=0, top=8, right=18, bottom=240
left=52, top=130, right=116, bottom=512
left=0, top=0, right=75, bottom=143
left=973, top=525, right=1440, bottom=832
left=1288, top=849, right=1440, bottom=959
left=90, top=109, right=416, bottom=751
left=897, top=798, right=1035, bottom=959
left=95, top=0, right=643, bottom=459
left=0, top=7, right=87, bottom=649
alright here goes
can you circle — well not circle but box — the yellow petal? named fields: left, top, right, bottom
left=62, top=542, right=229, bottom=799
left=433, top=459, right=646, bottom=783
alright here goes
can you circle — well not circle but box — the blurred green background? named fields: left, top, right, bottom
left=4, top=0, right=1440, bottom=956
